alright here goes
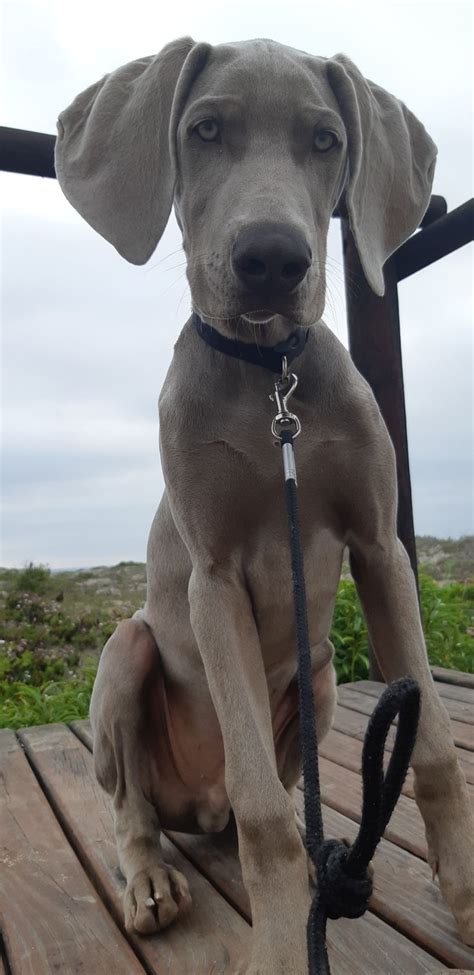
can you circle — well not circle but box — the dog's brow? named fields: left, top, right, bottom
left=296, top=105, right=343, bottom=127
left=182, top=95, right=246, bottom=124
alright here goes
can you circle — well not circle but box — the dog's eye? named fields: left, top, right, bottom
left=195, top=118, right=220, bottom=142
left=313, top=129, right=338, bottom=153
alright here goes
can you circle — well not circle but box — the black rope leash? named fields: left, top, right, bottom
left=275, top=412, right=421, bottom=974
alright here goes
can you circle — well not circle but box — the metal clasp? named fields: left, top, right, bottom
left=269, top=357, right=301, bottom=442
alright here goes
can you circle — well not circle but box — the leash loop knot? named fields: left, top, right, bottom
left=315, top=839, right=373, bottom=920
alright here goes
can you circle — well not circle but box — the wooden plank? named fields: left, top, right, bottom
left=345, top=680, right=474, bottom=725
left=294, top=796, right=474, bottom=970
left=337, top=685, right=474, bottom=749
left=432, top=666, right=474, bottom=690
left=317, top=755, right=427, bottom=858
left=319, top=728, right=416, bottom=798
left=70, top=718, right=93, bottom=749
left=319, top=728, right=474, bottom=800
left=332, top=705, right=474, bottom=783
left=70, top=722, right=440, bottom=972
left=73, top=716, right=474, bottom=806
left=167, top=823, right=442, bottom=973
left=0, top=729, right=145, bottom=975
left=20, top=723, right=249, bottom=975
left=430, top=682, right=474, bottom=706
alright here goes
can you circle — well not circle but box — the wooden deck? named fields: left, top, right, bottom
left=1, top=670, right=473, bottom=974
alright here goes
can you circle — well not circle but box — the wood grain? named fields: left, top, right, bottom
left=0, top=729, right=145, bottom=975
left=20, top=723, right=250, bottom=975
left=432, top=666, right=474, bottom=690
left=317, top=755, right=428, bottom=858
left=69, top=722, right=440, bottom=972
left=345, top=679, right=474, bottom=725
left=319, top=728, right=474, bottom=799
left=166, top=820, right=443, bottom=973
left=337, top=685, right=474, bottom=749
left=333, top=705, right=474, bottom=783
left=319, top=728, right=416, bottom=797
left=295, top=796, right=474, bottom=970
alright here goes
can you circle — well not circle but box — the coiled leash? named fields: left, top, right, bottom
left=270, top=358, right=421, bottom=975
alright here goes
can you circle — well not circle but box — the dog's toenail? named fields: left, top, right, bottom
left=145, top=896, right=155, bottom=907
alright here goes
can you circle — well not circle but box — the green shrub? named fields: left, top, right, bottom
left=330, top=581, right=370, bottom=683
left=13, top=562, right=52, bottom=595
left=0, top=666, right=97, bottom=730
left=0, top=567, right=471, bottom=729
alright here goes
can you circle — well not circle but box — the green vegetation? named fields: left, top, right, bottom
left=0, top=543, right=472, bottom=729
left=331, top=575, right=473, bottom=683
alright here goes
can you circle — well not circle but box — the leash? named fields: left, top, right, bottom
left=270, top=359, right=421, bottom=975
left=193, top=313, right=421, bottom=972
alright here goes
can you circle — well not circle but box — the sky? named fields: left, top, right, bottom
left=1, top=0, right=473, bottom=568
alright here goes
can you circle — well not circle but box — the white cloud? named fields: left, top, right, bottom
left=1, top=1, right=472, bottom=566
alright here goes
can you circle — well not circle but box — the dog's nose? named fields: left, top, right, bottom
left=232, top=224, right=312, bottom=296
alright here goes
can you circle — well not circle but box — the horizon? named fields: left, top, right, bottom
left=1, top=533, right=472, bottom=574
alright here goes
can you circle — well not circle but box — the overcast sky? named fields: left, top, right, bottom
left=1, top=0, right=473, bottom=568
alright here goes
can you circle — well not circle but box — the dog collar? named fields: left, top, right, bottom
left=192, top=312, right=310, bottom=374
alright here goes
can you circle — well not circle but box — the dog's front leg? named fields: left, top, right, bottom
left=189, top=563, right=310, bottom=975
left=349, top=536, right=474, bottom=946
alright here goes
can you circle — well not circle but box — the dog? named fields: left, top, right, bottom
left=55, top=37, right=474, bottom=974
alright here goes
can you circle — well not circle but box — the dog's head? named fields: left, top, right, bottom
left=56, top=38, right=436, bottom=334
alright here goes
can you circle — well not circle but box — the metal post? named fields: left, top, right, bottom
left=341, top=222, right=419, bottom=680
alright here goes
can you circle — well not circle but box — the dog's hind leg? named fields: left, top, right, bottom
left=275, top=639, right=337, bottom=794
left=90, top=617, right=191, bottom=935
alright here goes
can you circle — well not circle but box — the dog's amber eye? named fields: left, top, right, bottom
left=313, top=129, right=338, bottom=153
left=195, top=118, right=220, bottom=142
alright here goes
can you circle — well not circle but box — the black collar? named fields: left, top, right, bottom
left=192, top=312, right=310, bottom=373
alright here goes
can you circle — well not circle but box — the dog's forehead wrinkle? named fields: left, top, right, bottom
left=190, top=40, right=333, bottom=111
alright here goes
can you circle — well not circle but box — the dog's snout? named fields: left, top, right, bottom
left=232, top=224, right=312, bottom=296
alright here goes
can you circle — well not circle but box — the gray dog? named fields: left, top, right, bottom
left=56, top=37, right=474, bottom=974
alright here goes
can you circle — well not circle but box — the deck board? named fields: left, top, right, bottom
left=332, top=704, right=474, bottom=782
left=343, top=679, right=474, bottom=725
left=2, top=673, right=474, bottom=974
left=432, top=665, right=474, bottom=690
left=0, top=730, right=145, bottom=975
left=337, top=685, right=474, bottom=748
left=70, top=722, right=442, bottom=973
left=19, top=723, right=249, bottom=975
left=319, top=728, right=474, bottom=799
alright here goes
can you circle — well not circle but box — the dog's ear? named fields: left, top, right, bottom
left=326, top=54, right=437, bottom=295
left=55, top=37, right=210, bottom=264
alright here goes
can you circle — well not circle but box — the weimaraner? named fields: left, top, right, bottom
left=55, top=37, right=474, bottom=973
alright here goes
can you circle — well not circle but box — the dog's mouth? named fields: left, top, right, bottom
left=240, top=310, right=276, bottom=325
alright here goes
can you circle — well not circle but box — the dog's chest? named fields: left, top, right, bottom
left=242, top=501, right=344, bottom=670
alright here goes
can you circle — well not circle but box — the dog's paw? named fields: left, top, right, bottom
left=124, top=863, right=191, bottom=935
left=419, top=773, right=474, bottom=947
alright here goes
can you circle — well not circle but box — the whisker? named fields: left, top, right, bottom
left=145, top=247, right=185, bottom=273
left=155, top=271, right=187, bottom=300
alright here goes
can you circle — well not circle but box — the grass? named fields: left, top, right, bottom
left=0, top=560, right=472, bottom=729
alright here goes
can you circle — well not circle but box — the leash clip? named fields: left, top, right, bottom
left=269, top=356, right=301, bottom=442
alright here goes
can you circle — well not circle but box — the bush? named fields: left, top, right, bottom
left=0, top=567, right=471, bottom=729
left=13, top=562, right=52, bottom=595
left=0, top=666, right=97, bottom=730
